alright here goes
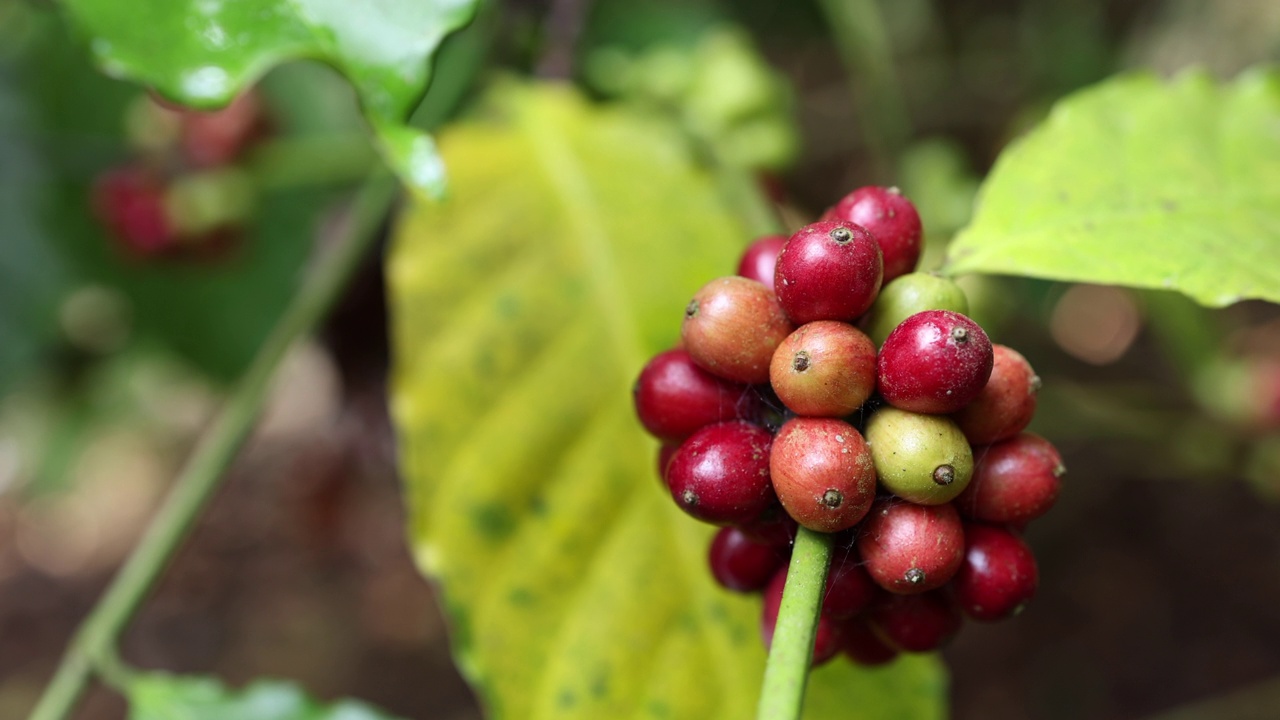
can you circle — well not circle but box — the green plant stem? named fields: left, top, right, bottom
left=815, top=0, right=911, bottom=181
left=757, top=527, right=834, bottom=720
left=28, top=173, right=398, bottom=720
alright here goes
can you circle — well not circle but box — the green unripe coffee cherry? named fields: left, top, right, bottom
left=865, top=407, right=973, bottom=505
left=865, top=272, right=969, bottom=346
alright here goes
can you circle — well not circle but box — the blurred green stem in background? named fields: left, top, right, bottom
left=816, top=0, right=912, bottom=182
left=28, top=174, right=399, bottom=720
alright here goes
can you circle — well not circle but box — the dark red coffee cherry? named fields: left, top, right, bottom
left=769, top=321, right=876, bottom=417
left=841, top=617, right=899, bottom=666
left=737, top=504, right=799, bottom=549
left=868, top=590, right=962, bottom=652
left=708, top=526, right=789, bottom=592
left=823, top=187, right=922, bottom=284
left=656, top=442, right=679, bottom=482
left=682, top=277, right=794, bottom=384
left=953, top=523, right=1038, bottom=621
left=666, top=421, right=776, bottom=525
left=737, top=235, right=787, bottom=292
left=824, top=549, right=879, bottom=619
left=953, top=344, right=1039, bottom=445
left=774, top=220, right=883, bottom=324
left=858, top=500, right=965, bottom=594
left=956, top=433, right=1064, bottom=526
left=770, top=418, right=877, bottom=533
left=877, top=310, right=993, bottom=414
left=633, top=349, right=751, bottom=442
left=762, top=566, right=843, bottom=666
left=91, top=166, right=177, bottom=256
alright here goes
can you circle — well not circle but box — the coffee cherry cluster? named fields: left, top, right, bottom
left=90, top=91, right=269, bottom=260
left=633, top=186, right=1064, bottom=667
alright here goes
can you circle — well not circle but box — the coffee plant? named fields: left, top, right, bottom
left=1, top=1, right=1278, bottom=719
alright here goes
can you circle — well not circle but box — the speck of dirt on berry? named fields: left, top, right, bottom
left=829, top=227, right=853, bottom=244
left=682, top=489, right=698, bottom=507
left=933, top=464, right=955, bottom=485
left=821, top=489, right=843, bottom=508
left=793, top=351, right=811, bottom=372
left=951, top=327, right=969, bottom=343
left=1031, top=375, right=1043, bottom=392
left=1054, top=464, right=1067, bottom=477
left=904, top=568, right=926, bottom=585
left=684, top=299, right=699, bottom=319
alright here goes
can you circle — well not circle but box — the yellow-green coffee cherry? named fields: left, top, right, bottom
left=865, top=406, right=973, bottom=504
left=865, top=272, right=969, bottom=346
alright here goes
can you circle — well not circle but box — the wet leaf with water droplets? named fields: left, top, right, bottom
left=59, top=0, right=479, bottom=197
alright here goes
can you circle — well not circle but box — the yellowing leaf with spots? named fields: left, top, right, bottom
left=388, top=83, right=944, bottom=720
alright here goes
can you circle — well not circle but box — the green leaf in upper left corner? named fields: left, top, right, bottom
left=58, top=0, right=480, bottom=198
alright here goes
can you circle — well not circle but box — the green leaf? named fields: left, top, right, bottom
left=59, top=0, right=480, bottom=198
left=945, top=68, right=1280, bottom=307
left=127, top=673, right=402, bottom=720
left=387, top=83, right=944, bottom=720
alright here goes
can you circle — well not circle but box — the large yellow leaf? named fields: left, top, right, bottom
left=388, top=83, right=944, bottom=720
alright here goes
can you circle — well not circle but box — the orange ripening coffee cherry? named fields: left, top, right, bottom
left=953, top=344, right=1040, bottom=445
left=682, top=277, right=794, bottom=384
left=770, top=321, right=876, bottom=417
left=770, top=418, right=877, bottom=533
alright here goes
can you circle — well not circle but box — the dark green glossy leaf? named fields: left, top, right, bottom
left=60, top=0, right=480, bottom=197
left=388, top=82, right=945, bottom=720
left=946, top=69, right=1280, bottom=307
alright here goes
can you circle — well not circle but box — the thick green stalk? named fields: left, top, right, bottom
left=28, top=174, right=397, bottom=720
left=757, top=527, right=835, bottom=720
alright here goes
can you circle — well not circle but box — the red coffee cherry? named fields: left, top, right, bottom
left=665, top=421, right=776, bottom=525
left=682, top=277, right=794, bottom=384
left=656, top=442, right=679, bottom=482
left=708, top=526, right=789, bottom=592
left=770, top=418, right=878, bottom=533
left=858, top=500, right=965, bottom=594
left=737, top=505, right=799, bottom=549
left=868, top=590, right=962, bottom=652
left=737, top=235, right=788, bottom=292
left=956, top=433, right=1064, bottom=525
left=877, top=310, right=994, bottom=414
left=824, top=186, right=923, bottom=283
left=762, top=567, right=844, bottom=666
left=774, top=220, right=883, bottom=324
left=91, top=165, right=177, bottom=256
left=179, top=90, right=270, bottom=168
left=952, top=523, right=1039, bottom=621
left=769, top=321, right=876, bottom=417
left=953, top=344, right=1040, bottom=445
left=824, top=549, right=879, bottom=619
left=633, top=349, right=751, bottom=442
left=841, top=617, right=899, bottom=666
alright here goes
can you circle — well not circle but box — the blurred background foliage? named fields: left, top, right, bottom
left=1, top=0, right=1279, bottom=718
